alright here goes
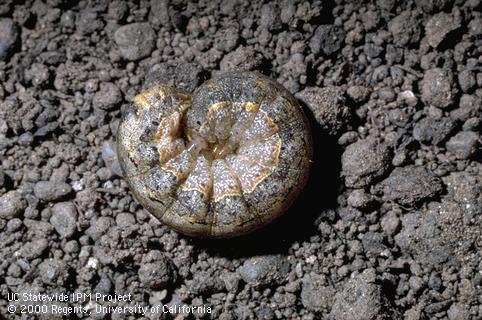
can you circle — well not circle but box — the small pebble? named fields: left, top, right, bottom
left=34, top=181, right=72, bottom=202
left=347, top=86, right=369, bottom=103
left=342, top=137, right=391, bottom=188
left=114, top=23, right=156, bottom=60
left=50, top=202, right=77, bottom=238
left=300, top=273, right=335, bottom=312
left=347, top=189, right=373, bottom=209
left=377, top=165, right=443, bottom=206
left=19, top=239, right=48, bottom=260
left=93, top=82, right=122, bottom=110
left=6, top=218, right=22, bottom=232
left=237, top=255, right=290, bottom=287
left=329, top=270, right=383, bottom=320
left=138, top=250, right=177, bottom=289
left=296, top=86, right=351, bottom=136
left=381, top=212, right=400, bottom=236
left=0, top=191, right=27, bottom=219
left=0, top=18, right=18, bottom=60
left=85, top=216, right=114, bottom=240
left=421, top=68, right=454, bottom=109
left=309, top=25, right=345, bottom=56
left=425, top=10, right=462, bottom=48
left=446, top=131, right=479, bottom=159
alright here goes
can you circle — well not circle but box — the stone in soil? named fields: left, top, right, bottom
left=101, top=141, right=123, bottom=177
left=425, top=10, right=462, bottom=48
left=0, top=18, right=18, bottom=60
left=420, top=68, right=454, bottom=109
left=457, top=69, right=476, bottom=93
left=361, top=232, right=387, bottom=256
left=342, top=136, right=392, bottom=188
left=237, top=254, right=290, bottom=287
left=138, top=250, right=177, bottom=289
left=107, top=1, right=128, bottom=22
left=447, top=303, right=470, bottom=320
left=50, top=202, right=77, bottom=238
left=451, top=94, right=480, bottom=121
left=38, top=258, right=67, bottom=285
left=376, top=165, right=443, bottom=206
left=296, top=86, right=351, bottom=136
left=413, top=116, right=457, bottom=145
left=114, top=22, right=156, bottom=60
left=219, top=45, right=263, bottom=72
left=0, top=191, right=27, bottom=219
left=347, top=189, right=373, bottom=210
left=33, top=181, right=72, bottom=202
left=445, top=131, right=479, bottom=159
left=395, top=200, right=480, bottom=269
left=188, top=270, right=224, bottom=295
left=380, top=211, right=401, bottom=236
left=301, top=273, right=335, bottom=312
left=19, top=239, right=48, bottom=260
left=148, top=0, right=170, bottom=27
left=346, top=85, right=370, bottom=103
left=388, top=10, right=421, bottom=46
left=329, top=269, right=395, bottom=320
left=85, top=216, right=114, bottom=240
left=443, top=171, right=481, bottom=214
left=93, top=82, right=123, bottom=110
left=309, top=25, right=345, bottom=56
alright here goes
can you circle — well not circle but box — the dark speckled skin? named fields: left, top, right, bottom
left=117, top=71, right=313, bottom=238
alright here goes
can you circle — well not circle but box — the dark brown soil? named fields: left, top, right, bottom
left=0, top=0, right=480, bottom=319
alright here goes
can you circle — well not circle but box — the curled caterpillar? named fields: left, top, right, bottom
left=117, top=71, right=313, bottom=238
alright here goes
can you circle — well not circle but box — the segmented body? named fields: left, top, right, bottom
left=117, top=72, right=312, bottom=238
